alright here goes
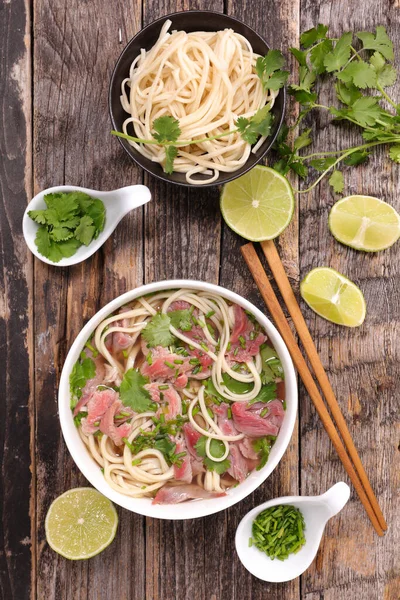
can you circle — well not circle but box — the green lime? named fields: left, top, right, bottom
left=45, top=488, right=118, bottom=560
left=300, top=267, right=366, bottom=327
left=329, top=195, right=400, bottom=252
left=220, top=165, right=295, bottom=241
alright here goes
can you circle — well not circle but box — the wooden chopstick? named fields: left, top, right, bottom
left=241, top=242, right=385, bottom=537
left=260, top=240, right=387, bottom=532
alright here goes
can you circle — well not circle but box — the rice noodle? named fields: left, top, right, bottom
left=75, top=288, right=284, bottom=500
left=120, top=20, right=278, bottom=184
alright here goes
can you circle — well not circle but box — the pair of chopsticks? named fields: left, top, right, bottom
left=241, top=241, right=387, bottom=537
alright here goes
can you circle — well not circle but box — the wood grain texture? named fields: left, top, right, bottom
left=0, top=1, right=33, bottom=599
left=299, top=2, right=400, bottom=599
left=33, top=1, right=145, bottom=599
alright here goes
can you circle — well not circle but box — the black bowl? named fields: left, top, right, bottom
left=109, top=10, right=286, bottom=188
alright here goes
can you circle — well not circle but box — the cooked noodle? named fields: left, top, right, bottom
left=120, top=20, right=278, bottom=184
left=72, top=288, right=285, bottom=502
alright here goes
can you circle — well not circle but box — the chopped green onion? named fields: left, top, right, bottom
left=192, top=365, right=202, bottom=375
left=200, top=342, right=209, bottom=352
left=164, top=361, right=175, bottom=369
left=85, top=341, right=98, bottom=357
left=198, top=319, right=206, bottom=328
left=189, top=357, right=200, bottom=365
left=189, top=305, right=195, bottom=314
left=239, top=335, right=246, bottom=349
left=226, top=341, right=231, bottom=351
left=131, top=458, right=142, bottom=466
left=192, top=405, right=200, bottom=417
left=250, top=330, right=256, bottom=341
left=122, top=349, right=129, bottom=358
left=158, top=384, right=169, bottom=390
left=260, top=408, right=268, bottom=418
left=205, top=310, right=215, bottom=318
left=146, top=353, right=153, bottom=365
left=227, top=407, right=232, bottom=419
left=233, top=347, right=239, bottom=356
left=192, top=316, right=199, bottom=326
left=250, top=505, right=306, bottom=561
left=174, top=359, right=184, bottom=364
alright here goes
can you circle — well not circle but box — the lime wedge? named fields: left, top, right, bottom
left=45, top=488, right=118, bottom=560
left=300, top=267, right=366, bottom=327
left=220, top=165, right=295, bottom=241
left=329, top=195, right=400, bottom=252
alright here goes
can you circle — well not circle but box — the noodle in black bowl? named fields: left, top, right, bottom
left=59, top=280, right=297, bottom=520
left=109, top=11, right=286, bottom=187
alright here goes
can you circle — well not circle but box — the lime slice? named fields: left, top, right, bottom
left=45, top=488, right=118, bottom=560
left=329, top=195, right=400, bottom=252
left=300, top=267, right=366, bottom=327
left=220, top=165, right=295, bottom=241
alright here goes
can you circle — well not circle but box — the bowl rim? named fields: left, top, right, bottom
left=108, top=10, right=286, bottom=188
left=58, top=279, right=297, bottom=520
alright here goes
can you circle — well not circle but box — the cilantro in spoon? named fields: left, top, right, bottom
left=28, top=191, right=106, bottom=263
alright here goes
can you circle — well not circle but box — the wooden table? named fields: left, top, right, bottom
left=1, top=0, right=399, bottom=598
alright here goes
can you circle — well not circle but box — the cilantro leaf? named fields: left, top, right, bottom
left=248, top=383, right=277, bottom=406
left=356, top=26, right=394, bottom=61
left=169, top=309, right=192, bottom=332
left=389, top=145, right=400, bottom=163
left=337, top=61, right=377, bottom=89
left=289, top=48, right=307, bottom=67
left=85, top=199, right=106, bottom=236
left=57, top=237, right=82, bottom=258
left=153, top=116, right=181, bottom=143
left=35, top=226, right=63, bottom=262
left=195, top=436, right=231, bottom=474
left=28, top=210, right=47, bottom=224
left=343, top=149, right=370, bottom=166
left=75, top=215, right=96, bottom=246
left=164, top=145, right=178, bottom=174
left=300, top=24, right=329, bottom=49
left=289, top=161, right=308, bottom=179
left=348, top=96, right=383, bottom=127
left=253, top=436, right=276, bottom=470
left=255, top=50, right=289, bottom=91
left=204, top=378, right=226, bottom=403
left=288, top=86, right=317, bottom=105
left=370, top=52, right=397, bottom=88
left=236, top=106, right=274, bottom=145
left=329, top=170, right=344, bottom=193
left=310, top=156, right=337, bottom=171
left=119, top=368, right=152, bottom=412
left=293, top=128, right=312, bottom=151
left=323, top=32, right=352, bottom=72
left=335, top=81, right=362, bottom=106
left=70, top=355, right=96, bottom=407
left=142, top=313, right=175, bottom=348
left=50, top=226, right=74, bottom=241
left=44, top=193, right=79, bottom=221
left=260, top=345, right=284, bottom=384
left=310, top=39, right=333, bottom=74
left=28, top=191, right=106, bottom=263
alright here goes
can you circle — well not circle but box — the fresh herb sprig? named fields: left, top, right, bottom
left=274, top=25, right=400, bottom=194
left=112, top=50, right=288, bottom=174
left=28, top=191, right=106, bottom=263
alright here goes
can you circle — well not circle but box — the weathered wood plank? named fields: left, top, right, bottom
left=0, top=1, right=33, bottom=599
left=141, top=2, right=223, bottom=599
left=299, top=2, right=400, bottom=599
left=218, top=1, right=300, bottom=599
left=33, top=1, right=145, bottom=599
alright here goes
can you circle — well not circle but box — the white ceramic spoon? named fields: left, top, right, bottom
left=235, top=481, right=350, bottom=583
left=22, top=184, right=151, bottom=266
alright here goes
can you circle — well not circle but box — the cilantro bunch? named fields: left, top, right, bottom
left=274, top=25, right=400, bottom=194
left=29, top=191, right=106, bottom=263
left=112, top=50, right=289, bottom=174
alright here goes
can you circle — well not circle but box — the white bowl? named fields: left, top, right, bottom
left=58, top=280, right=298, bottom=519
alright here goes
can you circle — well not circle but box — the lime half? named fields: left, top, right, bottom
left=329, top=195, right=400, bottom=252
left=300, top=267, right=366, bottom=327
left=220, top=165, right=295, bottom=241
left=45, top=488, right=118, bottom=560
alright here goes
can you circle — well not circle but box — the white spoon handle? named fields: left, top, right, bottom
left=320, top=482, right=351, bottom=518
